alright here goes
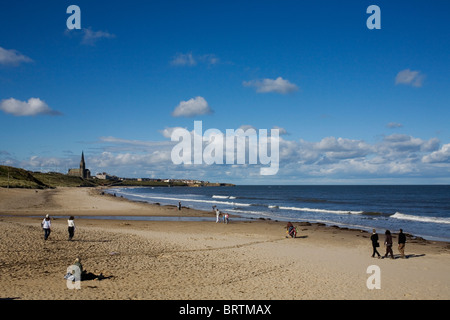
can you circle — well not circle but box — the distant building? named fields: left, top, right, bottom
left=68, top=152, right=91, bottom=179
left=96, top=172, right=112, bottom=180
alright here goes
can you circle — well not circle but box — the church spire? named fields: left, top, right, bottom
left=80, top=151, right=86, bottom=172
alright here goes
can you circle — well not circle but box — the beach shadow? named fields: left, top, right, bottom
left=382, top=254, right=426, bottom=260
left=294, top=235, right=308, bottom=239
left=404, top=253, right=426, bottom=259
left=46, top=239, right=112, bottom=243
left=82, top=271, right=114, bottom=281
left=69, top=239, right=112, bottom=243
left=0, top=297, right=21, bottom=300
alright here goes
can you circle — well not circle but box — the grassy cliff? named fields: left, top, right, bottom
left=0, top=165, right=234, bottom=189
left=0, top=166, right=95, bottom=189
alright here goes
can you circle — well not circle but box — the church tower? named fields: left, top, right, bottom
left=80, top=151, right=86, bottom=176
left=68, top=151, right=90, bottom=179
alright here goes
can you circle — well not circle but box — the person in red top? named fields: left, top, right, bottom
left=286, top=222, right=296, bottom=238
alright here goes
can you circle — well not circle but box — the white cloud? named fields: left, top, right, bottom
left=171, top=52, right=196, bottom=66
left=172, top=96, right=213, bottom=117
left=99, top=137, right=167, bottom=151
left=243, top=77, right=298, bottom=94
left=170, top=52, right=219, bottom=66
left=422, top=144, right=450, bottom=163
left=275, top=134, right=445, bottom=180
left=81, top=28, right=116, bottom=45
left=386, top=122, right=403, bottom=129
left=21, top=155, right=69, bottom=171
left=90, top=151, right=171, bottom=168
left=272, top=126, right=289, bottom=136
left=395, top=69, right=425, bottom=87
left=0, top=47, right=33, bottom=66
left=199, top=54, right=219, bottom=65
left=159, top=127, right=187, bottom=139
left=378, top=134, right=439, bottom=154
left=6, top=129, right=450, bottom=183
left=314, top=137, right=373, bottom=160
left=239, top=125, right=256, bottom=131
left=0, top=98, right=62, bottom=116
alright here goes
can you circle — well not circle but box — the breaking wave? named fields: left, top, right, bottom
left=391, top=212, right=450, bottom=225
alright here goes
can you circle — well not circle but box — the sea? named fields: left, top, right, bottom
left=106, top=185, right=450, bottom=243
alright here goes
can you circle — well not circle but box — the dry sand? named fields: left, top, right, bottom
left=0, top=187, right=449, bottom=300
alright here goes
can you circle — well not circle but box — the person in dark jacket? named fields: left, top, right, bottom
left=370, top=229, right=381, bottom=258
left=384, top=230, right=394, bottom=259
left=398, top=229, right=407, bottom=259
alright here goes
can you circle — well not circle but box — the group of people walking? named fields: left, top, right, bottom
left=41, top=214, right=76, bottom=241
left=213, top=206, right=229, bottom=224
left=371, top=228, right=407, bottom=259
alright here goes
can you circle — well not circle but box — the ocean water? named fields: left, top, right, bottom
left=106, top=185, right=450, bottom=242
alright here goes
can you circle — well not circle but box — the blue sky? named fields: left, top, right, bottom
left=1, top=0, right=449, bottom=184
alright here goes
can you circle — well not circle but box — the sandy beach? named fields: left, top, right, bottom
left=0, top=187, right=449, bottom=300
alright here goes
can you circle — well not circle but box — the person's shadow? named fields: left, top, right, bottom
left=392, top=253, right=425, bottom=259
left=82, top=271, right=113, bottom=281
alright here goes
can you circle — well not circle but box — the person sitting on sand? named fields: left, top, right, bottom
left=286, top=222, right=295, bottom=238
left=74, top=257, right=83, bottom=271
left=65, top=257, right=84, bottom=282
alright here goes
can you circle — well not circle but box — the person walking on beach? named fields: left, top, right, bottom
left=68, top=216, right=76, bottom=241
left=370, top=229, right=381, bottom=258
left=214, top=206, right=221, bottom=223
left=41, top=214, right=51, bottom=240
left=384, top=230, right=394, bottom=259
left=224, top=212, right=229, bottom=224
left=216, top=208, right=221, bottom=223
left=178, top=201, right=182, bottom=211
left=398, top=228, right=406, bottom=259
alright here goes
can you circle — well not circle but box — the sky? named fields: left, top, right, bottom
left=0, top=0, right=449, bottom=185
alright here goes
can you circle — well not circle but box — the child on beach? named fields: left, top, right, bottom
left=286, top=222, right=296, bottom=238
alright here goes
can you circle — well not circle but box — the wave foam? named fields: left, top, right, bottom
left=391, top=212, right=450, bottom=224
left=212, top=195, right=236, bottom=199
left=279, top=206, right=363, bottom=215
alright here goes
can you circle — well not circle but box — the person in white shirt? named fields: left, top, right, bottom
left=68, top=216, right=76, bottom=241
left=41, top=214, right=51, bottom=240
left=215, top=208, right=221, bottom=223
